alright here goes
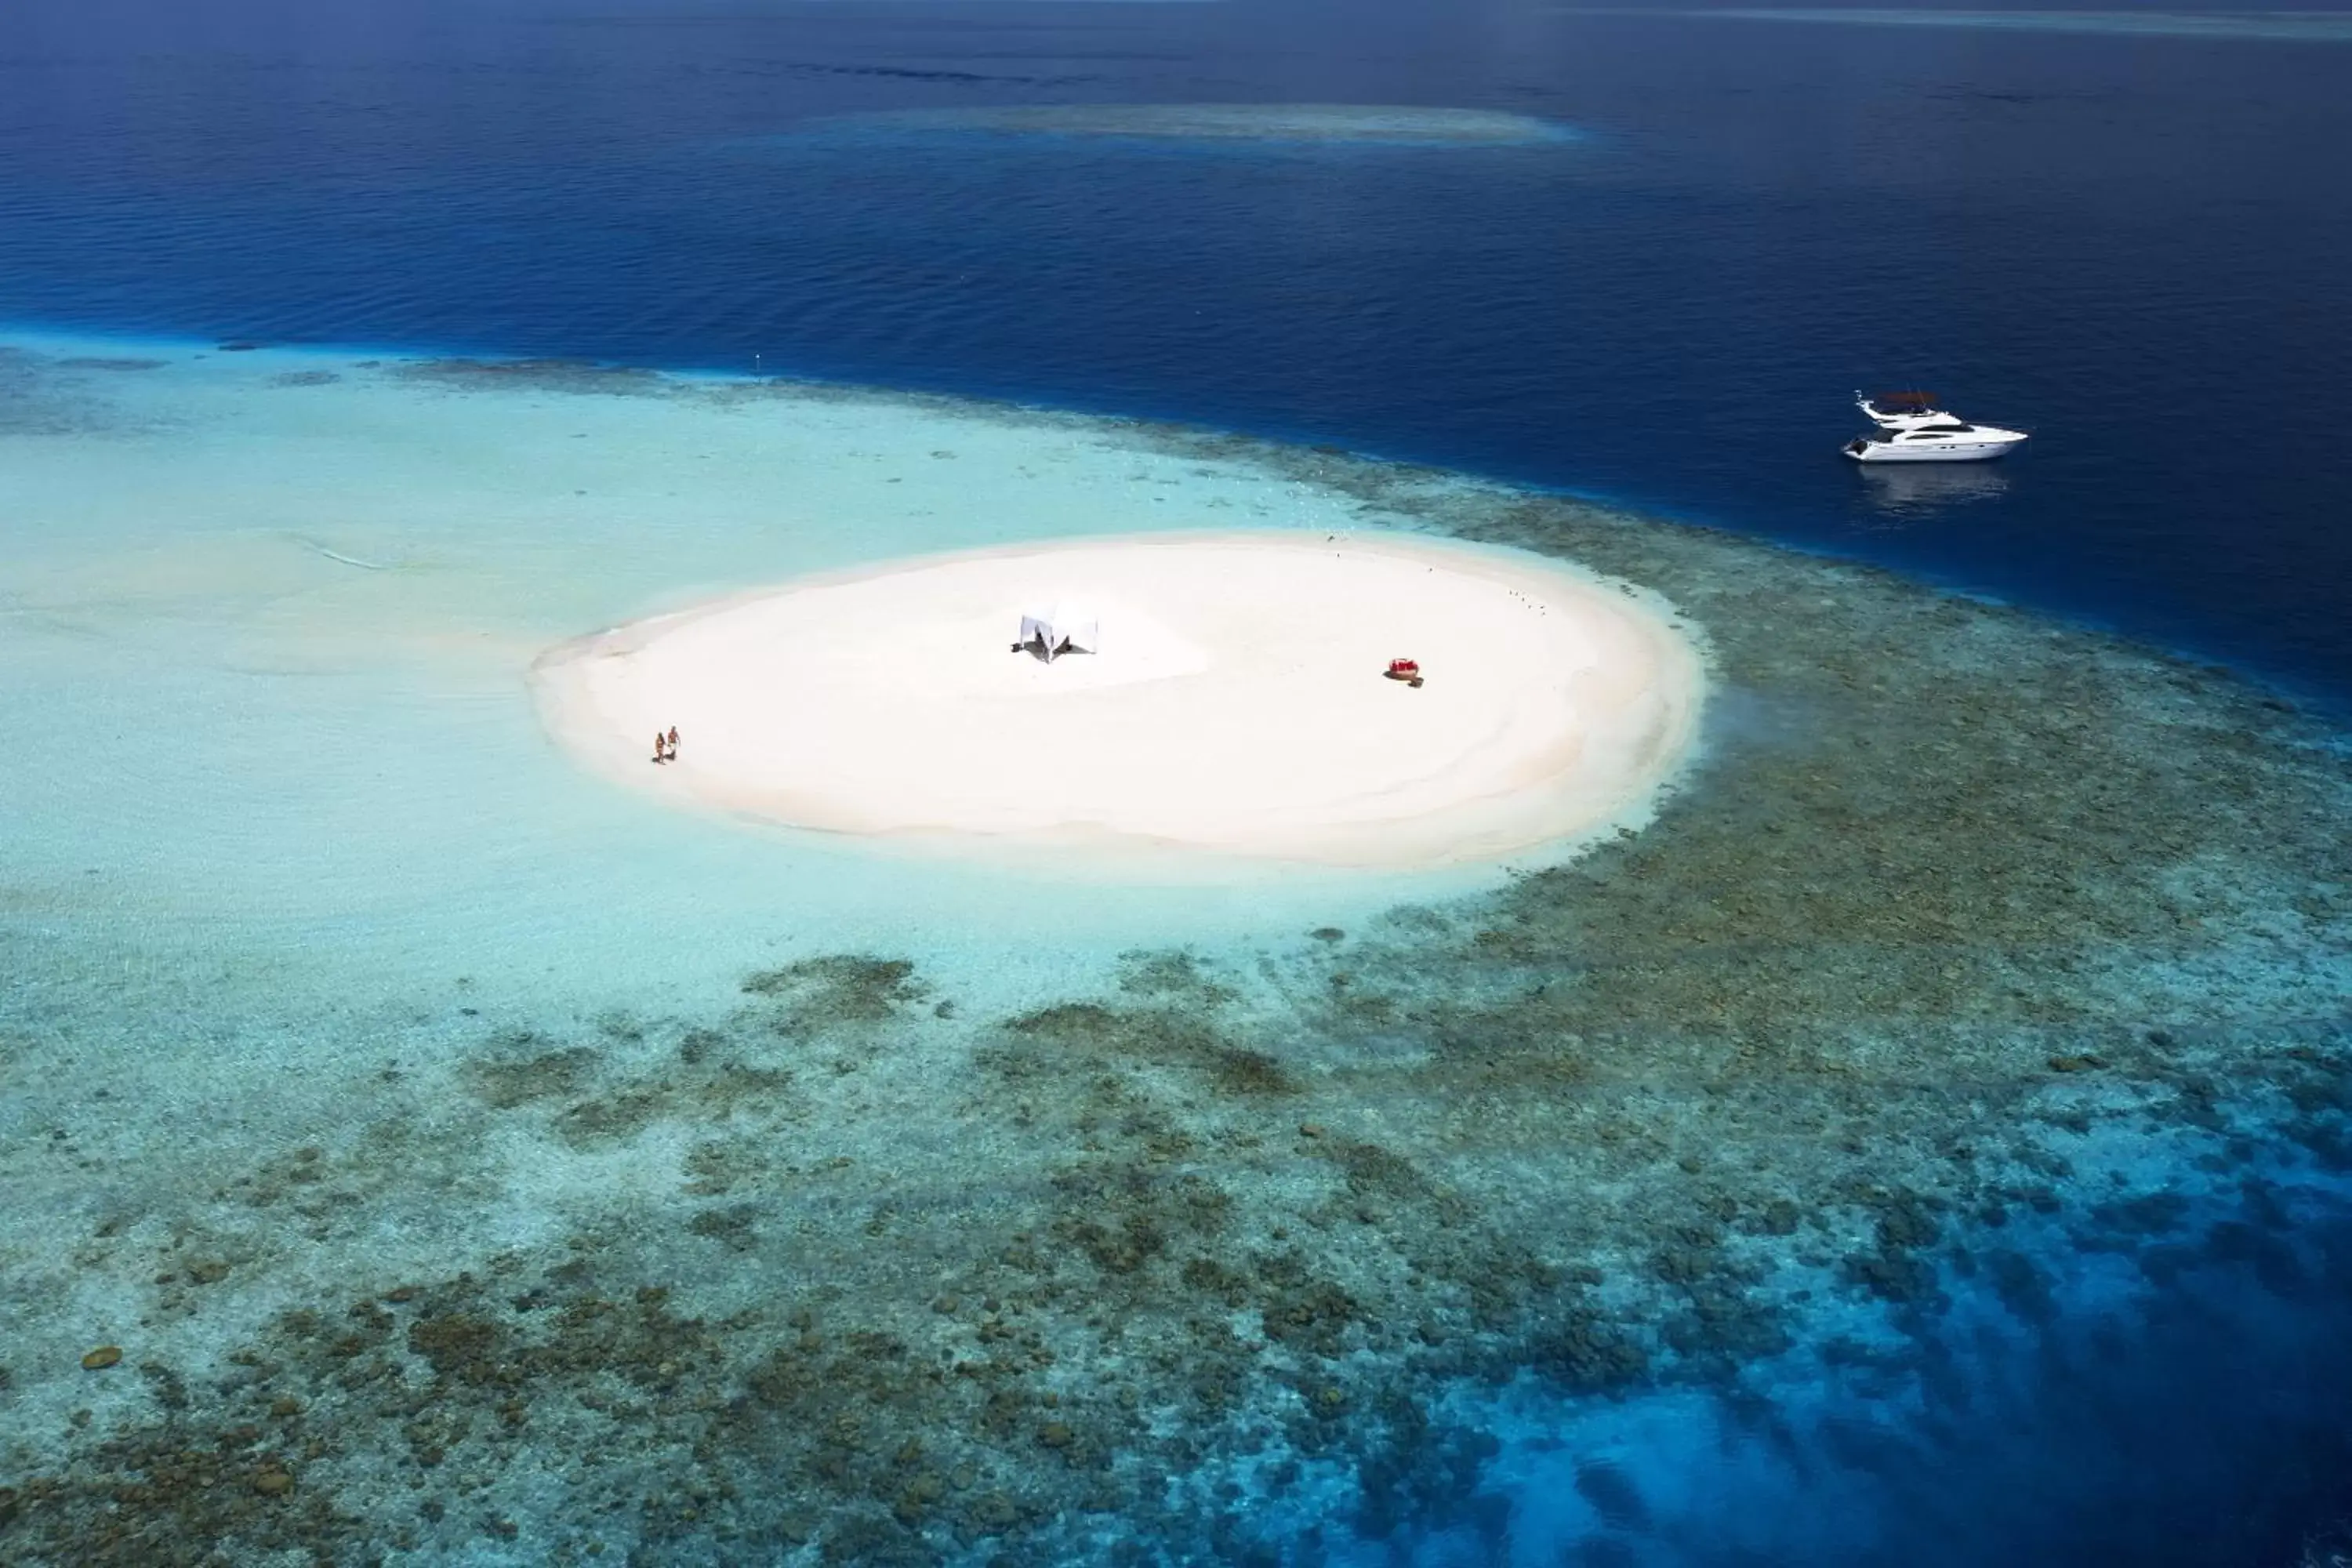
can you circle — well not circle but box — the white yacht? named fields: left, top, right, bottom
left=1845, top=390, right=2028, bottom=463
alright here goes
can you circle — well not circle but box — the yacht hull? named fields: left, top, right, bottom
left=1845, top=431, right=2027, bottom=463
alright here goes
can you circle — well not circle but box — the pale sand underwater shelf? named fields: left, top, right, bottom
left=783, top=103, right=1582, bottom=147
left=6, top=332, right=2352, bottom=1568
left=533, top=532, right=1702, bottom=867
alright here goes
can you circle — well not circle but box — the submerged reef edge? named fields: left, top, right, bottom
left=4, top=348, right=2352, bottom=1566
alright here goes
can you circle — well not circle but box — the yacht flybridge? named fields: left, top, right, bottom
left=1845, top=390, right=2028, bottom=463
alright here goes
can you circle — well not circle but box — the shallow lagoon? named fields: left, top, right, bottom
left=5, top=331, right=2352, bottom=1565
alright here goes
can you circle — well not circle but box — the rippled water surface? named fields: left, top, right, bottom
left=4, top=3, right=2352, bottom=1566
left=6, top=0, right=2352, bottom=694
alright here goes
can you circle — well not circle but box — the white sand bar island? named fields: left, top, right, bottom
left=532, top=532, right=1705, bottom=869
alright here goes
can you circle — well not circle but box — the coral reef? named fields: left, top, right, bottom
left=4, top=358, right=2350, bottom=1563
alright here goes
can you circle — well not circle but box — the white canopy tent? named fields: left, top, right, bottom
left=1018, top=602, right=1098, bottom=662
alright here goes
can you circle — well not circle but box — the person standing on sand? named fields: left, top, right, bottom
left=652, top=731, right=669, bottom=764
left=666, top=726, right=680, bottom=760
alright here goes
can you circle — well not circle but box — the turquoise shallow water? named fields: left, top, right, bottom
left=9, top=1, right=2352, bottom=1557
left=5, top=332, right=1490, bottom=980
left=6, top=328, right=2352, bottom=1566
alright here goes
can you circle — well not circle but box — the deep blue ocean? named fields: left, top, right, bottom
left=7, top=3, right=2352, bottom=1566
left=6, top=0, right=2352, bottom=702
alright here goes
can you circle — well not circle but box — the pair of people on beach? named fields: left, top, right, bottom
left=652, top=726, right=680, bottom=764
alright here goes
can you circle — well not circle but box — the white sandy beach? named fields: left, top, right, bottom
left=533, top=531, right=1702, bottom=868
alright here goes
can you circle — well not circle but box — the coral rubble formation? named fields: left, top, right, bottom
left=3, top=348, right=2350, bottom=1564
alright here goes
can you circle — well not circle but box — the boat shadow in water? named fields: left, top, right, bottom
left=1850, top=460, right=2013, bottom=525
